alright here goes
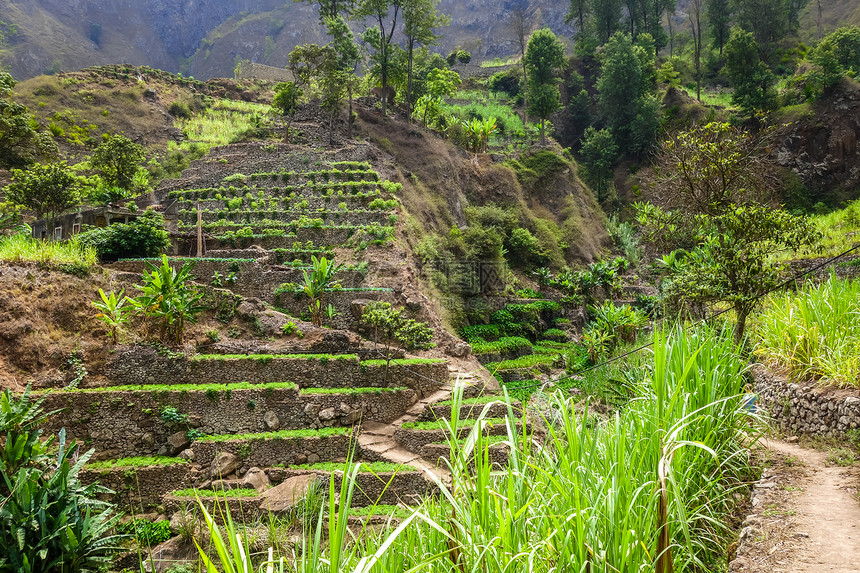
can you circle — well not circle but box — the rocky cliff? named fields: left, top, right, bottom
left=0, top=0, right=571, bottom=80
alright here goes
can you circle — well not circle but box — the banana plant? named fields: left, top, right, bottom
left=91, top=288, right=132, bottom=344
left=132, top=255, right=204, bottom=344
left=302, top=256, right=343, bottom=327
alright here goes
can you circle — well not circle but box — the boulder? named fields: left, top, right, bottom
left=167, top=431, right=190, bottom=455
left=318, top=407, right=337, bottom=421
left=259, top=474, right=318, bottom=513
left=242, top=467, right=271, bottom=492
left=210, top=452, right=240, bottom=478
left=263, top=410, right=280, bottom=430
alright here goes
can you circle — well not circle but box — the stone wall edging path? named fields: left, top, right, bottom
left=752, top=364, right=860, bottom=437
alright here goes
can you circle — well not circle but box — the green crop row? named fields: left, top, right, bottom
left=192, top=353, right=358, bottom=362
left=87, top=456, right=188, bottom=470
left=484, top=354, right=557, bottom=371
left=288, top=461, right=406, bottom=472
left=401, top=417, right=510, bottom=431
left=360, top=358, right=447, bottom=367
left=54, top=381, right=298, bottom=394
left=299, top=387, right=408, bottom=395
left=197, top=426, right=351, bottom=442
left=471, top=336, right=533, bottom=355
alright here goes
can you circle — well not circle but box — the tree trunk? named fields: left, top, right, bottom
left=539, top=119, right=546, bottom=145
left=407, top=39, right=415, bottom=124
left=347, top=84, right=353, bottom=139
left=734, top=303, right=749, bottom=345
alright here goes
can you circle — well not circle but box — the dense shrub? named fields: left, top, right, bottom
left=488, top=68, right=522, bottom=97
left=78, top=208, right=170, bottom=262
left=0, top=389, right=124, bottom=570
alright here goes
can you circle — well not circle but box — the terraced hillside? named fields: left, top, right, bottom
left=28, top=140, right=534, bottom=524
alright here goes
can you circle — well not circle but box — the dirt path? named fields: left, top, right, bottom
left=732, top=438, right=860, bottom=572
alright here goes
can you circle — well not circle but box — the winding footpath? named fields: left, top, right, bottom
left=734, top=439, right=860, bottom=572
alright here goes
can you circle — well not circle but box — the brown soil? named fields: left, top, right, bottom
left=732, top=439, right=860, bottom=572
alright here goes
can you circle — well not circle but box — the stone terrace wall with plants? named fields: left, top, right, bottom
left=103, top=348, right=449, bottom=395
left=108, top=259, right=367, bottom=302
left=80, top=463, right=192, bottom=509
left=753, top=365, right=860, bottom=437
left=191, top=433, right=351, bottom=468
left=39, top=385, right=417, bottom=456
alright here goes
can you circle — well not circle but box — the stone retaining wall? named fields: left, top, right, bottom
left=163, top=493, right=259, bottom=524
left=191, top=433, right=352, bottom=468
left=753, top=365, right=860, bottom=437
left=275, top=470, right=433, bottom=506
left=80, top=463, right=192, bottom=509
left=104, top=348, right=449, bottom=396
left=393, top=422, right=516, bottom=452
left=273, top=289, right=394, bottom=329
left=181, top=209, right=391, bottom=228
left=419, top=442, right=510, bottom=468
left=107, top=259, right=366, bottom=302
left=418, top=400, right=518, bottom=422
left=40, top=386, right=416, bottom=456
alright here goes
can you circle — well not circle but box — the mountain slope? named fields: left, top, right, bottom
left=0, top=0, right=571, bottom=80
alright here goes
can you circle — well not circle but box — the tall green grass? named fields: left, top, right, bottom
left=0, top=233, right=97, bottom=269
left=781, top=198, right=860, bottom=261
left=189, top=326, right=757, bottom=572
left=755, top=274, right=860, bottom=387
left=170, top=100, right=270, bottom=153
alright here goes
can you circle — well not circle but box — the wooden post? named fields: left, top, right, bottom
left=196, top=202, right=203, bottom=258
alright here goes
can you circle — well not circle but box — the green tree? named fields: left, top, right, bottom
left=810, top=26, right=860, bottom=87
left=591, top=0, right=623, bottom=44
left=0, top=72, right=57, bottom=169
left=578, top=126, right=618, bottom=203
left=706, top=0, right=732, bottom=55
left=402, top=0, right=449, bottom=122
left=5, top=161, right=82, bottom=235
left=524, top=28, right=566, bottom=145
left=91, top=134, right=145, bottom=191
left=597, top=31, right=659, bottom=154
left=361, top=301, right=434, bottom=380
left=567, top=71, right=592, bottom=134
left=0, top=388, right=125, bottom=572
left=566, top=0, right=590, bottom=37
left=689, top=0, right=705, bottom=101
left=731, top=0, right=789, bottom=65
left=299, top=0, right=355, bottom=22
left=638, top=122, right=820, bottom=342
left=271, top=81, right=303, bottom=142
left=325, top=16, right=362, bottom=139
left=355, top=0, right=402, bottom=116
left=415, top=67, right=461, bottom=126
left=724, top=27, right=777, bottom=116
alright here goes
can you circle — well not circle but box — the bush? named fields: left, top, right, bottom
left=488, top=68, right=522, bottom=97
left=0, top=388, right=124, bottom=570
left=506, top=227, right=549, bottom=268
left=168, top=101, right=191, bottom=119
left=116, top=519, right=172, bottom=547
left=78, top=208, right=170, bottom=262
